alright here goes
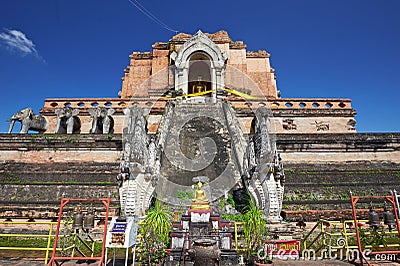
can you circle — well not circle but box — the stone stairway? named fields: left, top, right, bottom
left=158, top=101, right=243, bottom=203
left=120, top=175, right=155, bottom=216
left=119, top=179, right=136, bottom=216
left=265, top=176, right=281, bottom=220
left=254, top=179, right=266, bottom=208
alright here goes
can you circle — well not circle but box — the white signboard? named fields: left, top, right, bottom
left=106, top=216, right=138, bottom=248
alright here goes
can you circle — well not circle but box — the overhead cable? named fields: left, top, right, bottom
left=127, top=0, right=179, bottom=34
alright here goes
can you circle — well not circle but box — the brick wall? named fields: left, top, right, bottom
left=0, top=133, right=399, bottom=220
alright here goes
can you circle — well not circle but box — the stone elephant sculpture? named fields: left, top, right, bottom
left=55, top=107, right=81, bottom=134
left=7, top=107, right=48, bottom=133
left=88, top=107, right=115, bottom=134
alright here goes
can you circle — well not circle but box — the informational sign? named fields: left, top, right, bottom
left=106, top=216, right=139, bottom=248
left=112, top=222, right=127, bottom=233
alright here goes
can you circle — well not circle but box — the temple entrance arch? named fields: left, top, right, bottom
left=188, top=53, right=212, bottom=96
left=171, top=30, right=228, bottom=101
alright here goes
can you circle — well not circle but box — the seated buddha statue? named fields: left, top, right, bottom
left=190, top=181, right=211, bottom=210
left=193, top=83, right=205, bottom=93
left=191, top=76, right=207, bottom=94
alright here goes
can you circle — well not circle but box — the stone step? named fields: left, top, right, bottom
left=160, top=101, right=241, bottom=188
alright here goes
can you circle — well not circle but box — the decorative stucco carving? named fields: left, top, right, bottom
left=283, top=118, right=297, bottom=130
left=222, top=102, right=247, bottom=175
left=347, top=119, right=356, bottom=131
left=171, top=30, right=228, bottom=98
left=242, top=107, right=285, bottom=222
left=118, top=105, right=161, bottom=216
left=315, top=121, right=330, bottom=131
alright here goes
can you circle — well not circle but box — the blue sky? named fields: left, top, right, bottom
left=0, top=0, right=399, bottom=133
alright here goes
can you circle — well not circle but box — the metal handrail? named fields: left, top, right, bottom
left=234, top=222, right=246, bottom=252
left=0, top=220, right=70, bottom=264
left=302, top=217, right=400, bottom=262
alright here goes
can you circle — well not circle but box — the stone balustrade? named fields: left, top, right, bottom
left=39, top=97, right=355, bottom=134
left=42, top=97, right=353, bottom=113
left=41, top=98, right=168, bottom=114
left=42, top=98, right=129, bottom=111
left=229, top=98, right=353, bottom=110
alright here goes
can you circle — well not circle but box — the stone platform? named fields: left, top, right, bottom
left=1, top=133, right=399, bottom=220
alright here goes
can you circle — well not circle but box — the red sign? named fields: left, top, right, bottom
left=263, top=240, right=301, bottom=258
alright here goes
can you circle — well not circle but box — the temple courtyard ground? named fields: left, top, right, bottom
left=0, top=258, right=398, bottom=265
left=1, top=220, right=399, bottom=265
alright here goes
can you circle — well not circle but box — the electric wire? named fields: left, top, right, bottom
left=127, top=0, right=179, bottom=34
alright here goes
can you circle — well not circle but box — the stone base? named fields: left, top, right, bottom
left=266, top=215, right=283, bottom=224
left=189, top=209, right=212, bottom=223
left=188, top=208, right=212, bottom=215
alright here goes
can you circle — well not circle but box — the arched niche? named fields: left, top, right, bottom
left=171, top=30, right=228, bottom=101
left=188, top=53, right=212, bottom=95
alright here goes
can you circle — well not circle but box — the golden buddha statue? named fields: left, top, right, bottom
left=191, top=76, right=207, bottom=94
left=190, top=181, right=211, bottom=210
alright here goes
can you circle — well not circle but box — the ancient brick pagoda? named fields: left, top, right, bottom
left=39, top=30, right=356, bottom=135
left=27, top=30, right=358, bottom=220
left=2, top=30, right=400, bottom=224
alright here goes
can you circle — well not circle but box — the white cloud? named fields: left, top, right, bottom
left=0, top=29, right=44, bottom=61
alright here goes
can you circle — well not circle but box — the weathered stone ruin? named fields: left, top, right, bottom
left=1, top=30, right=399, bottom=222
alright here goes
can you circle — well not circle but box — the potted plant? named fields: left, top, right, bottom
left=243, top=197, right=273, bottom=266
left=138, top=199, right=173, bottom=265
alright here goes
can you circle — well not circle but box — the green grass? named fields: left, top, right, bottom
left=222, top=213, right=244, bottom=221
left=298, top=171, right=320, bottom=175
left=0, top=236, right=48, bottom=248
left=63, top=138, right=79, bottom=143
left=175, top=189, right=193, bottom=201
left=0, top=236, right=106, bottom=257
left=0, top=181, right=115, bottom=185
